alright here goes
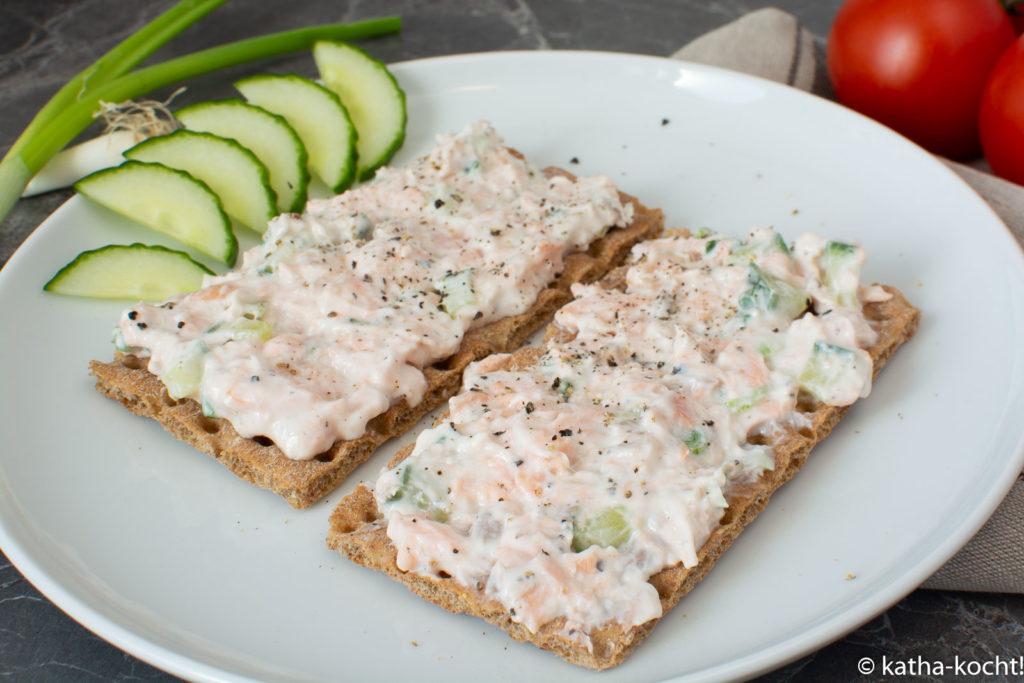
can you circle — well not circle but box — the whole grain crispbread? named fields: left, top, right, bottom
left=326, top=284, right=920, bottom=670
left=89, top=171, right=664, bottom=509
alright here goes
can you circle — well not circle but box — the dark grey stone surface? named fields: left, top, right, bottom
left=2, top=1, right=1023, bottom=681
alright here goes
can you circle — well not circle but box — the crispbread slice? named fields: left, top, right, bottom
left=326, top=285, right=920, bottom=670
left=89, top=174, right=664, bottom=509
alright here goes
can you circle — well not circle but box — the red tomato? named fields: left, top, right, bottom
left=827, top=0, right=1016, bottom=160
left=980, top=35, right=1024, bottom=184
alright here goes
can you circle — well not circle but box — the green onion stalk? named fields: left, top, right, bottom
left=13, top=0, right=228, bottom=166
left=0, top=0, right=401, bottom=226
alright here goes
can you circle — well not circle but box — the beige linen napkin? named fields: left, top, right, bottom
left=673, top=7, right=1024, bottom=593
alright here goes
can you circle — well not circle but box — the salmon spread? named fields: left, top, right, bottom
left=374, top=228, right=891, bottom=646
left=112, top=121, right=634, bottom=460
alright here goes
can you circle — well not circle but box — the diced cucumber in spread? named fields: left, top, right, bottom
left=706, top=483, right=728, bottom=508
left=605, top=405, right=645, bottom=424
left=354, top=213, right=373, bottom=241
left=743, top=446, right=775, bottom=472
left=313, top=40, right=407, bottom=181
left=770, top=232, right=791, bottom=256
left=240, top=301, right=267, bottom=320
left=824, top=240, right=857, bottom=260
left=683, top=428, right=709, bottom=456
left=386, top=465, right=449, bottom=522
left=200, top=394, right=216, bottom=418
left=725, top=385, right=767, bottom=413
left=799, top=341, right=862, bottom=403
left=728, top=231, right=790, bottom=264
left=739, top=263, right=809, bottom=320
left=75, top=161, right=237, bottom=265
left=571, top=506, right=632, bottom=552
left=820, top=240, right=861, bottom=309
left=162, top=340, right=208, bottom=400
left=721, top=445, right=774, bottom=479
left=111, top=327, right=131, bottom=352
left=438, top=268, right=476, bottom=317
left=222, top=318, right=273, bottom=342
left=254, top=231, right=315, bottom=275
left=175, top=99, right=309, bottom=214
left=202, top=312, right=274, bottom=344
left=44, top=243, right=212, bottom=301
left=235, top=74, right=357, bottom=193
left=727, top=239, right=755, bottom=264
left=125, top=129, right=276, bottom=233
left=552, top=375, right=575, bottom=399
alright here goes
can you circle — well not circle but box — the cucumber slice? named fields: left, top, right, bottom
left=235, top=74, right=356, bottom=193
left=175, top=99, right=309, bottom=214
left=125, top=129, right=276, bottom=233
left=314, top=41, right=407, bottom=181
left=75, top=160, right=237, bottom=266
left=44, top=243, right=213, bottom=301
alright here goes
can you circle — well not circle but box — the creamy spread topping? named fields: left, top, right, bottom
left=114, top=121, right=633, bottom=459
left=375, top=228, right=885, bottom=646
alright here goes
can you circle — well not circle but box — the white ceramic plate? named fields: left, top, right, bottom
left=2, top=51, right=1023, bottom=683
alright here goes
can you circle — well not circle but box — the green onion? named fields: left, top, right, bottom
left=12, top=0, right=228, bottom=165
left=0, top=7, right=401, bottom=225
left=2, top=0, right=227, bottom=222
